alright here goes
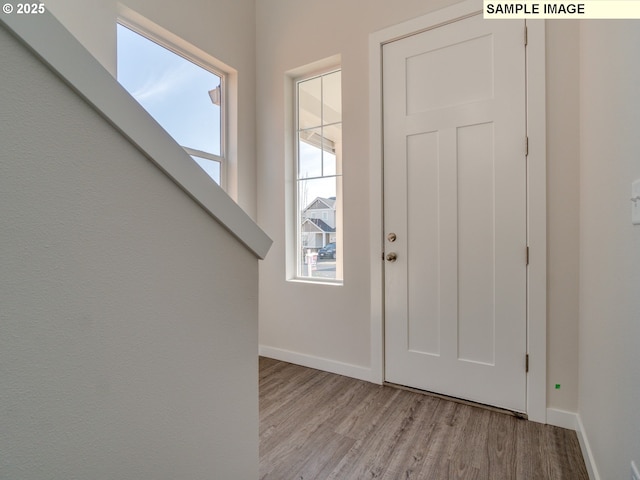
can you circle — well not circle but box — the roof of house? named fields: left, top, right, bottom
left=304, top=197, right=336, bottom=211
left=301, top=218, right=336, bottom=233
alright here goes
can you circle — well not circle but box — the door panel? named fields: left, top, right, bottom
left=383, top=14, right=527, bottom=412
left=405, top=33, right=494, bottom=114
left=457, top=122, right=495, bottom=365
left=407, top=131, right=440, bottom=356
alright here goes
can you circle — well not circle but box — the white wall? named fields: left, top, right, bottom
left=45, top=0, right=258, bottom=219
left=257, top=0, right=459, bottom=378
left=578, top=20, right=640, bottom=479
left=0, top=24, right=259, bottom=479
left=257, top=0, right=582, bottom=414
left=545, top=21, right=581, bottom=412
left=44, top=0, right=117, bottom=72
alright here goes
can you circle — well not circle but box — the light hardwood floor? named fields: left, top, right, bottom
left=259, top=357, right=589, bottom=480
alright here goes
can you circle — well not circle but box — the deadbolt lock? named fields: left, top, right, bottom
left=387, top=232, right=397, bottom=242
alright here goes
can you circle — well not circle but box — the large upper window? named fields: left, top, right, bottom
left=295, top=69, right=342, bottom=282
left=116, top=23, right=225, bottom=186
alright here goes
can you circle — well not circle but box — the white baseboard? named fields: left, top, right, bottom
left=546, top=407, right=578, bottom=430
left=546, top=408, right=600, bottom=480
left=575, top=414, right=601, bottom=480
left=259, top=345, right=373, bottom=383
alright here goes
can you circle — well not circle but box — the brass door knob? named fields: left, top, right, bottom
left=386, top=252, right=398, bottom=262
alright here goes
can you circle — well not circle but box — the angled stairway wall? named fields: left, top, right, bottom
left=0, top=12, right=268, bottom=479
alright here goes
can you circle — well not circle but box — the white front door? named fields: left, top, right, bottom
left=383, top=13, right=528, bottom=412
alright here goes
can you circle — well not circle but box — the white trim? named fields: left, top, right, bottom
left=0, top=10, right=271, bottom=259
left=546, top=407, right=578, bottom=431
left=524, top=19, right=547, bottom=424
left=116, top=10, right=229, bottom=82
left=368, top=0, right=547, bottom=419
left=575, top=414, right=602, bottom=480
left=259, top=346, right=373, bottom=382
left=183, top=147, right=223, bottom=165
left=368, top=17, right=385, bottom=385
left=179, top=146, right=226, bottom=193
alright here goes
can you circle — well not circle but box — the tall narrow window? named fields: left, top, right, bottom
left=296, top=70, right=342, bottom=282
left=116, top=23, right=225, bottom=187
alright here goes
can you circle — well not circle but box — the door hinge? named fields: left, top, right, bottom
left=524, top=26, right=528, bottom=46
left=526, top=246, right=530, bottom=265
left=525, top=136, right=529, bottom=156
left=526, top=354, right=530, bottom=373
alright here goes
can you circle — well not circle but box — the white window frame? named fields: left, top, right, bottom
left=292, top=67, right=343, bottom=285
left=116, top=9, right=230, bottom=191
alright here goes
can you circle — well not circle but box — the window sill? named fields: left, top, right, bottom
left=287, top=278, right=343, bottom=287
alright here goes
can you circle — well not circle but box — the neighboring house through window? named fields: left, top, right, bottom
left=301, top=197, right=337, bottom=248
left=116, top=21, right=226, bottom=187
left=295, top=69, right=342, bottom=282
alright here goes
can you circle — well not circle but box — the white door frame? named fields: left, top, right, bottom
left=368, top=0, right=547, bottom=423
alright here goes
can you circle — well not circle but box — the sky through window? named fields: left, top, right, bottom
left=117, top=24, right=222, bottom=158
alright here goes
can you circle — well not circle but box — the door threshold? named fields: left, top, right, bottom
left=383, top=381, right=528, bottom=420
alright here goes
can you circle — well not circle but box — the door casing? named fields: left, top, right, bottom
left=368, top=0, right=547, bottom=423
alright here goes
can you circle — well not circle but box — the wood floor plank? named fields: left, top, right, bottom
left=541, top=425, right=590, bottom=480
left=379, top=394, right=444, bottom=479
left=261, top=422, right=354, bottom=480
left=297, top=427, right=356, bottom=480
left=260, top=372, right=349, bottom=460
left=327, top=390, right=418, bottom=479
left=515, top=417, right=547, bottom=480
left=259, top=358, right=589, bottom=480
left=421, top=402, right=474, bottom=477
left=485, top=411, right=518, bottom=478
left=449, top=407, right=492, bottom=477
left=333, top=383, right=401, bottom=439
